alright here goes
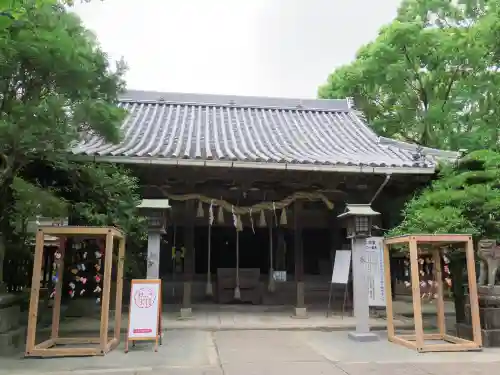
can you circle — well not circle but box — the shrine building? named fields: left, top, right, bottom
left=71, top=90, right=458, bottom=315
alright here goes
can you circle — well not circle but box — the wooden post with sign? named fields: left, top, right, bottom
left=125, top=279, right=163, bottom=353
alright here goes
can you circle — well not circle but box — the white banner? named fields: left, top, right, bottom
left=364, top=237, right=387, bottom=307
left=127, top=280, right=161, bottom=340
left=331, top=250, right=351, bottom=284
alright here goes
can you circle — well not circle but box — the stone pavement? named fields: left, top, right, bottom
left=43, top=299, right=455, bottom=335
left=2, top=330, right=499, bottom=375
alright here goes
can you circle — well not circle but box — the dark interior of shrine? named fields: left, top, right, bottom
left=159, top=226, right=335, bottom=277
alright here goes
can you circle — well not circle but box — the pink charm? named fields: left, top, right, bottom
left=80, top=277, right=87, bottom=284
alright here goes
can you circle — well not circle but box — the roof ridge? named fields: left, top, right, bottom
left=119, top=90, right=350, bottom=112
left=118, top=98, right=350, bottom=112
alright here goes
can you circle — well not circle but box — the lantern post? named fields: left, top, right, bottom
left=338, top=204, right=380, bottom=342
left=138, top=199, right=171, bottom=279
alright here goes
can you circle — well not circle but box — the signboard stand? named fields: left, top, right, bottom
left=327, top=250, right=352, bottom=318
left=125, top=279, right=163, bottom=353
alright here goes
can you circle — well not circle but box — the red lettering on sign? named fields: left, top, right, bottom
left=133, top=287, right=156, bottom=308
left=133, top=328, right=153, bottom=334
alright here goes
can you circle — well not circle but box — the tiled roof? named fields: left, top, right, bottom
left=71, top=90, right=456, bottom=172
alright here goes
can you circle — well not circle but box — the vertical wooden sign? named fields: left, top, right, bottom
left=125, top=279, right=162, bottom=352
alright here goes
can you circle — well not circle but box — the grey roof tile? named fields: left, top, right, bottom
left=72, top=90, right=452, bottom=169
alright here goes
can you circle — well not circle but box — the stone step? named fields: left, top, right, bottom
left=0, top=326, right=25, bottom=356
left=456, top=322, right=500, bottom=347
left=465, top=304, right=500, bottom=329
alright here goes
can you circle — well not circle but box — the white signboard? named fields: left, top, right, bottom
left=364, top=237, right=387, bottom=307
left=127, top=279, right=162, bottom=341
left=331, top=250, right=352, bottom=284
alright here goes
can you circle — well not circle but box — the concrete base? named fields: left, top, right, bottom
left=179, top=307, right=193, bottom=320
left=291, top=307, right=308, bottom=319
left=347, top=331, right=380, bottom=342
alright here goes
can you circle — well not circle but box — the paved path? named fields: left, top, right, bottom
left=3, top=330, right=499, bottom=375
left=46, top=299, right=455, bottom=335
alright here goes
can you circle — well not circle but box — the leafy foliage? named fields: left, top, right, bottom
left=389, top=150, right=500, bottom=238
left=318, top=0, right=500, bottom=151
left=0, top=2, right=145, bottom=284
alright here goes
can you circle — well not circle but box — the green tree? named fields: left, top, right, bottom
left=0, top=1, right=96, bottom=30
left=390, top=150, right=500, bottom=238
left=389, top=150, right=500, bottom=321
left=0, top=3, right=144, bottom=288
left=318, top=0, right=500, bottom=151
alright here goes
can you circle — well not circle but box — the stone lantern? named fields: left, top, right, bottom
left=338, top=204, right=380, bottom=342
left=138, top=199, right=171, bottom=279
left=338, top=204, right=380, bottom=239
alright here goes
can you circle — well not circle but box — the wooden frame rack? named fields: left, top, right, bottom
left=384, top=234, right=482, bottom=353
left=25, top=226, right=126, bottom=357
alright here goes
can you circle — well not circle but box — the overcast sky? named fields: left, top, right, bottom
left=73, top=0, right=402, bottom=99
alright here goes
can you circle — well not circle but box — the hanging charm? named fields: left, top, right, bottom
left=209, top=200, right=214, bottom=226
left=197, top=200, right=204, bottom=218
left=232, top=205, right=237, bottom=228
left=258, top=210, right=266, bottom=227
left=280, top=207, right=288, bottom=226
left=272, top=202, right=278, bottom=223
left=206, top=200, right=214, bottom=297
left=249, top=208, right=255, bottom=234
left=217, top=205, right=225, bottom=224
left=236, top=215, right=243, bottom=232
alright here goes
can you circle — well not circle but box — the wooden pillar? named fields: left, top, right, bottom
left=99, top=231, right=114, bottom=353
left=181, top=200, right=194, bottom=318
left=114, top=237, right=126, bottom=342
left=293, top=201, right=306, bottom=318
left=25, top=229, right=45, bottom=356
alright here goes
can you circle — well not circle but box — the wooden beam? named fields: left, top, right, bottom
left=465, top=237, right=482, bottom=347
left=99, top=231, right=114, bottom=353
left=114, top=237, right=126, bottom=341
left=25, top=229, right=45, bottom=356
left=389, top=335, right=417, bottom=350
left=34, top=339, right=56, bottom=349
left=38, top=226, right=124, bottom=238
left=383, top=241, right=395, bottom=339
left=409, top=237, right=425, bottom=350
left=26, top=347, right=101, bottom=357
left=384, top=236, right=410, bottom=245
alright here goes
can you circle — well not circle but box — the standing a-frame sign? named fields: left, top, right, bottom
left=125, top=279, right=162, bottom=352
